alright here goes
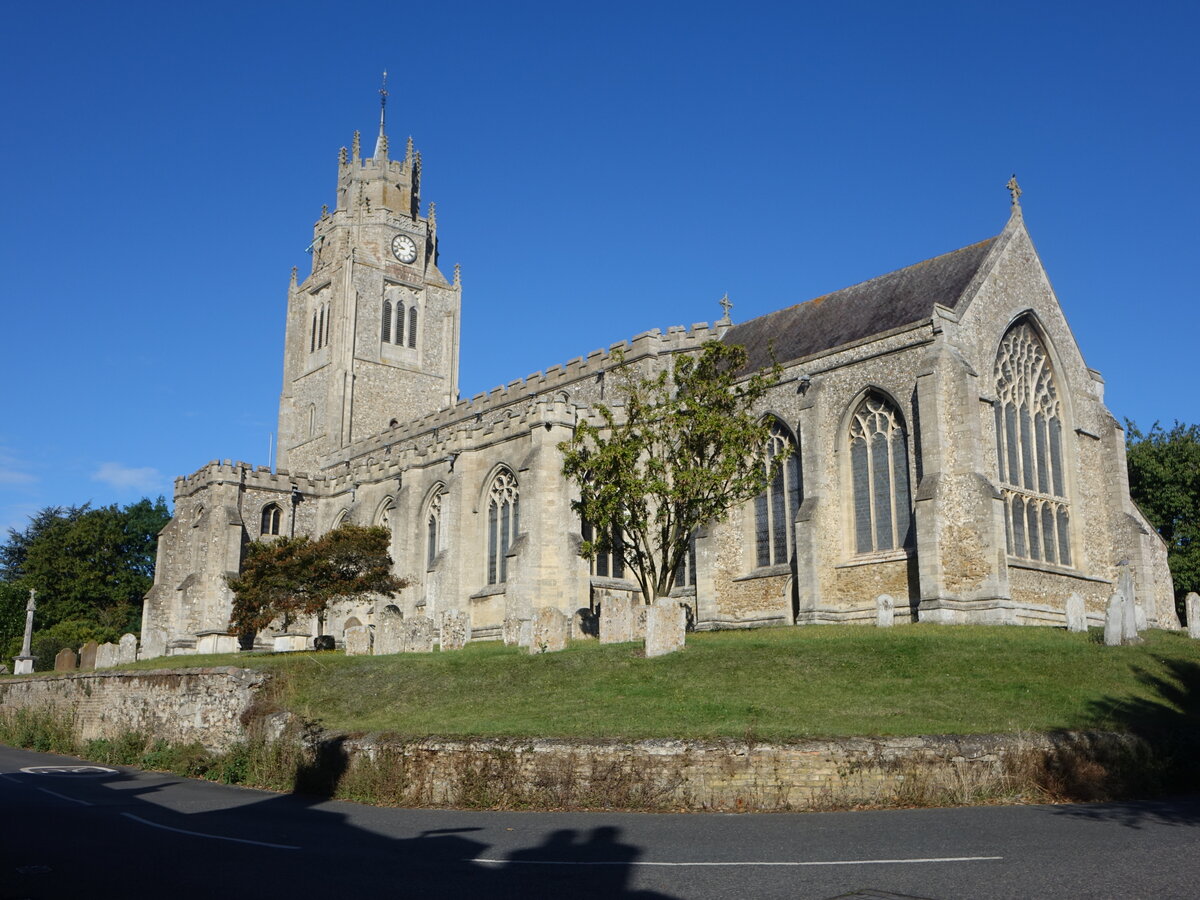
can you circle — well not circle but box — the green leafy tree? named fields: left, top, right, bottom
left=1126, top=420, right=1200, bottom=619
left=227, top=524, right=407, bottom=642
left=560, top=340, right=786, bottom=604
left=0, top=498, right=170, bottom=667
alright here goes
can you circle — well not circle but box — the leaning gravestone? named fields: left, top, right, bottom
left=375, top=606, right=403, bottom=655
left=645, top=598, right=686, bottom=658
left=344, top=625, right=373, bottom=656
left=875, top=594, right=895, bottom=628
left=439, top=610, right=470, bottom=651
left=78, top=641, right=98, bottom=671
left=94, top=642, right=119, bottom=669
left=118, top=633, right=138, bottom=663
left=529, top=607, right=568, bottom=654
left=1065, top=593, right=1087, bottom=633
left=54, top=648, right=78, bottom=672
left=599, top=594, right=633, bottom=644
left=1187, top=592, right=1200, bottom=640
left=402, top=615, right=435, bottom=653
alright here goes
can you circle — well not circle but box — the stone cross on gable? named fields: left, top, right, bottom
left=1007, top=174, right=1022, bottom=208
left=719, top=293, right=733, bottom=321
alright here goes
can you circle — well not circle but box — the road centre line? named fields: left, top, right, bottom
left=0, top=772, right=22, bottom=783
left=37, top=787, right=92, bottom=806
left=121, top=813, right=301, bottom=850
left=474, top=855, right=1004, bottom=867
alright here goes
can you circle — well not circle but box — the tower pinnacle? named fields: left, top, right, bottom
left=374, top=70, right=389, bottom=158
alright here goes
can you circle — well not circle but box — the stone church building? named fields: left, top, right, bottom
left=139, top=113, right=1177, bottom=658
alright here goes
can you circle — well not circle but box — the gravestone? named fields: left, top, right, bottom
left=633, top=605, right=649, bottom=641
left=600, top=595, right=633, bottom=644
left=376, top=606, right=403, bottom=655
left=573, top=607, right=599, bottom=639
left=1104, top=568, right=1142, bottom=646
left=1065, top=593, right=1087, bottom=633
left=274, top=633, right=310, bottom=652
left=195, top=632, right=238, bottom=655
left=645, top=598, right=686, bottom=658
left=78, top=641, right=98, bottom=671
left=875, top=594, right=895, bottom=628
left=518, top=618, right=532, bottom=647
left=1187, top=592, right=1200, bottom=640
left=344, top=625, right=373, bottom=656
left=502, top=616, right=528, bottom=647
left=402, top=615, right=435, bottom=653
left=54, top=648, right=78, bottom=672
left=529, top=607, right=568, bottom=654
left=94, top=642, right=119, bottom=669
left=439, top=611, right=470, bottom=651
left=118, top=633, right=138, bottom=663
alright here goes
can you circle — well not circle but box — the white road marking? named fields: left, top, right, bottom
left=37, top=787, right=92, bottom=806
left=20, top=765, right=118, bottom=776
left=473, top=855, right=1004, bottom=867
left=121, top=813, right=300, bottom=850
left=0, top=772, right=23, bottom=783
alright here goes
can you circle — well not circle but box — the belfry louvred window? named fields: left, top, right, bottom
left=994, top=320, right=1071, bottom=566
left=754, top=420, right=801, bottom=567
left=381, top=300, right=392, bottom=342
left=486, top=469, right=519, bottom=584
left=849, top=394, right=912, bottom=554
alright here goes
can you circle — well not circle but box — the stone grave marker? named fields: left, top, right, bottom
left=94, top=642, right=119, bottom=669
left=274, top=634, right=310, bottom=652
left=79, top=641, right=98, bottom=671
left=529, top=607, right=568, bottom=654
left=439, top=610, right=470, bottom=651
left=502, top=616, right=528, bottom=647
left=875, top=594, right=895, bottom=628
left=54, top=648, right=78, bottom=672
left=344, top=625, right=373, bottom=656
left=600, top=594, right=633, bottom=644
left=1187, top=592, right=1200, bottom=640
left=1065, top=593, right=1087, bottom=633
left=645, top=598, right=686, bottom=658
left=633, top=605, right=649, bottom=641
left=118, top=633, right=138, bottom=663
left=402, top=615, right=435, bottom=653
left=376, top=606, right=403, bottom=655
left=1105, top=568, right=1142, bottom=646
left=573, top=607, right=598, bottom=639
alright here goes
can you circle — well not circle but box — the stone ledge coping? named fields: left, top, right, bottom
left=0, top=666, right=266, bottom=684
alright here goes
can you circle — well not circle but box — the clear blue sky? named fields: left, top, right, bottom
left=2, top=0, right=1196, bottom=533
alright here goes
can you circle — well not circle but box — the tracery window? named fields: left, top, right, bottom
left=377, top=499, right=394, bottom=531
left=486, top=469, right=519, bottom=584
left=426, top=490, right=443, bottom=569
left=754, top=421, right=801, bottom=567
left=849, top=394, right=912, bottom=554
left=994, top=321, right=1071, bottom=565
left=261, top=503, right=282, bottom=536
left=582, top=519, right=624, bottom=579
left=674, top=529, right=698, bottom=588
left=381, top=300, right=392, bottom=343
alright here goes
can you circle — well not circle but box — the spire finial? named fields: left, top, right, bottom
left=718, top=293, right=733, bottom=322
left=1007, top=174, right=1022, bottom=209
left=428, top=201, right=437, bottom=241
left=454, top=263, right=462, bottom=288
left=351, top=130, right=361, bottom=161
left=374, top=70, right=389, bottom=158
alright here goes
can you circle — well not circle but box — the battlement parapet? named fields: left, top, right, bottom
left=174, top=460, right=322, bottom=499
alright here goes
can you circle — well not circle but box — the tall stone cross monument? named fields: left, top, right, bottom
left=13, top=589, right=36, bottom=675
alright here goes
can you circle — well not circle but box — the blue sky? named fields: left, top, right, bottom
left=1, top=1, right=1196, bottom=534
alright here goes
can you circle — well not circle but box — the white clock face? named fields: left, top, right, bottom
left=391, top=233, right=418, bottom=263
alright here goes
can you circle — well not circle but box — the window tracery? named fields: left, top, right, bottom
left=582, top=519, right=624, bottom=579
left=754, top=420, right=801, bottom=567
left=994, top=321, right=1071, bottom=565
left=427, top=490, right=443, bottom=569
left=260, top=503, right=282, bottom=536
left=486, top=469, right=519, bottom=584
left=849, top=394, right=912, bottom=554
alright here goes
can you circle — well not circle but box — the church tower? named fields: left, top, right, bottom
left=276, top=78, right=461, bottom=474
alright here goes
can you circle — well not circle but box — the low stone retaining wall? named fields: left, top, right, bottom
left=0, top=668, right=267, bottom=753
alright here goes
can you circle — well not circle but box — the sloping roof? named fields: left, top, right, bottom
left=723, top=235, right=999, bottom=370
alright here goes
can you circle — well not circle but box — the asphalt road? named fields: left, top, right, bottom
left=2, top=743, right=1197, bottom=899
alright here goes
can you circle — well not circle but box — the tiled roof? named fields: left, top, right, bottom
left=723, top=236, right=998, bottom=370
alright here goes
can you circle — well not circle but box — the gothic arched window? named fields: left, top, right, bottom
left=310, top=312, right=318, bottom=352
left=994, top=320, right=1071, bottom=565
left=582, top=519, right=624, bottom=579
left=382, top=300, right=392, bottom=343
left=486, top=469, right=519, bottom=584
left=261, top=503, right=282, bottom=536
left=849, top=394, right=912, bottom=554
left=426, top=489, right=443, bottom=569
left=308, top=404, right=316, bottom=439
left=407, top=305, right=418, bottom=348
left=754, top=421, right=801, bottom=567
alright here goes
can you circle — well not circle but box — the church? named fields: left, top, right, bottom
left=139, top=106, right=1178, bottom=658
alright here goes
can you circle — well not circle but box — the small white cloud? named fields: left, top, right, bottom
left=0, top=448, right=37, bottom=485
left=92, top=462, right=163, bottom=493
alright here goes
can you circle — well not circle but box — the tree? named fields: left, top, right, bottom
left=1126, top=420, right=1200, bottom=619
left=560, top=340, right=786, bottom=604
left=227, top=524, right=407, bottom=642
left=0, top=498, right=170, bottom=667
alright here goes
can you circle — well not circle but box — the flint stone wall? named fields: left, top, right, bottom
left=0, top=668, right=266, bottom=753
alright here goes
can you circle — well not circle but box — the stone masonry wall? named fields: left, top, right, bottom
left=0, top=668, right=266, bottom=753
